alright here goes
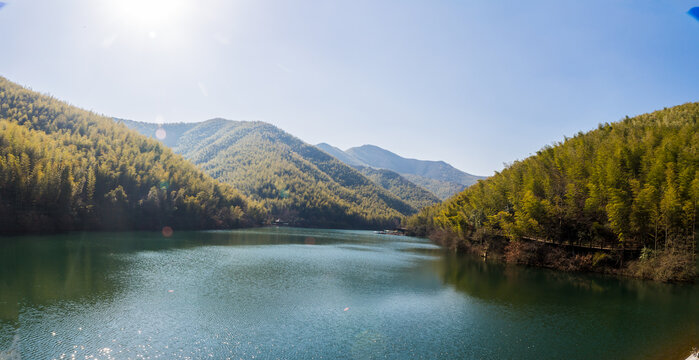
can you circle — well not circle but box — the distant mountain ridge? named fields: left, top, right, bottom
left=316, top=143, right=366, bottom=167
left=316, top=143, right=485, bottom=200
left=314, top=143, right=440, bottom=208
left=121, top=118, right=421, bottom=228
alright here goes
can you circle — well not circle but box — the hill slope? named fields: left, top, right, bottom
left=122, top=119, right=416, bottom=228
left=354, top=166, right=440, bottom=210
left=407, top=103, right=698, bottom=281
left=400, top=174, right=470, bottom=201
left=0, top=77, right=261, bottom=234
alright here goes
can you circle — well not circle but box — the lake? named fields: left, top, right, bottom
left=0, top=227, right=696, bottom=359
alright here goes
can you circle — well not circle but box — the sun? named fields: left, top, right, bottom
left=106, top=0, right=191, bottom=34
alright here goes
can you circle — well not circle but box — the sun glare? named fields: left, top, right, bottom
left=106, top=0, right=190, bottom=33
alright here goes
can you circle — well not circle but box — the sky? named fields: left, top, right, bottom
left=1, top=0, right=698, bottom=176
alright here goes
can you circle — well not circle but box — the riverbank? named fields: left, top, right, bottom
left=425, top=229, right=697, bottom=283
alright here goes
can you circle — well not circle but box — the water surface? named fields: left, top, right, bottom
left=0, top=228, right=696, bottom=359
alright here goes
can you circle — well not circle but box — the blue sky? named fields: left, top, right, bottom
left=1, top=0, right=698, bottom=175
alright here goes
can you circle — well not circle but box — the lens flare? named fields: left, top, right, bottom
left=689, top=7, right=699, bottom=22
left=155, top=127, right=166, bottom=140
left=162, top=226, right=173, bottom=237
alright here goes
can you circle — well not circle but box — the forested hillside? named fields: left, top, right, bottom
left=122, top=119, right=416, bottom=228
left=0, top=77, right=263, bottom=234
left=355, top=166, right=440, bottom=210
left=400, top=174, right=469, bottom=202
left=407, top=103, right=698, bottom=281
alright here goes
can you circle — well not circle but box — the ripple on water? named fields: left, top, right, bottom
left=0, top=228, right=696, bottom=359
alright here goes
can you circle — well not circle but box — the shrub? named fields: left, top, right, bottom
left=628, top=250, right=696, bottom=282
left=592, top=252, right=612, bottom=267
left=639, top=247, right=654, bottom=261
left=504, top=241, right=541, bottom=265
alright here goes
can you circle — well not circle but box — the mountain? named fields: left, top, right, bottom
left=121, top=119, right=417, bottom=228
left=316, top=143, right=366, bottom=167
left=346, top=144, right=484, bottom=189
left=316, top=143, right=485, bottom=199
left=0, top=77, right=261, bottom=234
left=407, top=103, right=698, bottom=282
left=315, top=143, right=440, bottom=209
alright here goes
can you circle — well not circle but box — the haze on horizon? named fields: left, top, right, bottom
left=1, top=0, right=698, bottom=175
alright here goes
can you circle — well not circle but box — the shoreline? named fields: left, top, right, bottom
left=421, top=230, right=697, bottom=283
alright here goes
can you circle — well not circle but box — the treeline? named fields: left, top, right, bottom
left=0, top=77, right=264, bottom=234
left=407, top=103, right=698, bottom=281
left=123, top=119, right=415, bottom=229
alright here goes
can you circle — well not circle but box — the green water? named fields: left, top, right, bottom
left=0, top=227, right=696, bottom=359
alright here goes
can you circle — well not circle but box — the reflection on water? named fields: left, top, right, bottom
left=0, top=228, right=696, bottom=359
left=436, top=253, right=699, bottom=360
